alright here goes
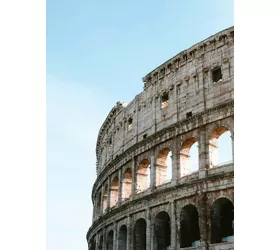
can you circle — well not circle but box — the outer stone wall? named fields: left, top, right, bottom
left=87, top=26, right=234, bottom=250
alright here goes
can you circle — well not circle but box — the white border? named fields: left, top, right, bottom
left=235, top=0, right=280, bottom=249
left=0, top=0, right=46, bottom=249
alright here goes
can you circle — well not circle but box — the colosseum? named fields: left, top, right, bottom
left=87, top=26, right=234, bottom=250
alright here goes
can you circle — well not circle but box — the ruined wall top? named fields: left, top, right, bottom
left=142, top=26, right=234, bottom=89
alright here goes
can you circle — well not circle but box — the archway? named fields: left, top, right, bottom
left=154, top=211, right=171, bottom=250
left=134, top=218, right=146, bottom=250
left=180, top=138, right=199, bottom=176
left=98, top=235, right=103, bottom=250
left=211, top=198, right=234, bottom=243
left=107, top=230, right=114, bottom=250
left=90, top=237, right=96, bottom=250
left=136, top=159, right=150, bottom=193
left=180, top=204, right=200, bottom=247
left=118, top=225, right=127, bottom=250
left=209, top=127, right=233, bottom=168
left=156, top=148, right=172, bottom=186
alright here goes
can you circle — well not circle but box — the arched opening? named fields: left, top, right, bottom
left=154, top=211, right=171, bottom=250
left=180, top=205, right=200, bottom=248
left=92, top=239, right=96, bottom=250
left=118, top=225, right=127, bottom=250
left=134, top=218, right=146, bottom=250
left=180, top=138, right=199, bottom=177
left=122, top=168, right=132, bottom=200
left=107, top=230, right=114, bottom=250
left=136, top=159, right=150, bottom=193
left=103, top=184, right=108, bottom=213
left=98, top=235, right=103, bottom=250
left=110, top=176, right=119, bottom=207
left=209, top=127, right=233, bottom=168
left=90, top=237, right=96, bottom=250
left=156, top=148, right=172, bottom=186
left=211, top=198, right=234, bottom=244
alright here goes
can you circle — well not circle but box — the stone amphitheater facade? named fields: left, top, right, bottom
left=87, top=26, right=234, bottom=250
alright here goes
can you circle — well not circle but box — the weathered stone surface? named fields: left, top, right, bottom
left=87, top=26, right=234, bottom=250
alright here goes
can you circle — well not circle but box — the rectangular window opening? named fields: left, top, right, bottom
left=161, top=92, right=169, bottom=109
left=212, top=67, right=222, bottom=83
left=127, top=118, right=133, bottom=131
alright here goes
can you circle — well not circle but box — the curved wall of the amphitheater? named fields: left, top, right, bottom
left=87, top=26, right=234, bottom=250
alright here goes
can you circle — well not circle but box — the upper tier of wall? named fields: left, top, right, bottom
left=95, top=26, right=234, bottom=176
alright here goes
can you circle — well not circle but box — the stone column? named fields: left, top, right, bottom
left=171, top=137, right=179, bottom=185
left=94, top=193, right=99, bottom=220
left=105, top=144, right=108, bottom=167
left=146, top=208, right=151, bottom=250
left=102, top=228, right=107, bottom=250
left=175, top=81, right=180, bottom=122
left=127, top=215, right=132, bottom=250
left=151, top=219, right=155, bottom=250
left=176, top=208, right=181, bottom=247
left=131, top=157, right=137, bottom=198
left=205, top=197, right=212, bottom=247
left=107, top=177, right=111, bottom=210
left=153, top=90, right=157, bottom=134
left=117, top=169, right=122, bottom=206
left=170, top=201, right=177, bottom=250
left=92, top=202, right=95, bottom=223
left=95, top=236, right=98, bottom=250
left=100, top=185, right=104, bottom=215
left=198, top=128, right=209, bottom=179
left=135, top=97, right=139, bottom=144
left=113, top=223, right=117, bottom=250
left=197, top=192, right=208, bottom=248
left=122, top=113, right=125, bottom=153
left=150, top=152, right=156, bottom=189
left=231, top=131, right=234, bottom=164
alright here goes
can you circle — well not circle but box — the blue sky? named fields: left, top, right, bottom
left=47, top=1, right=233, bottom=250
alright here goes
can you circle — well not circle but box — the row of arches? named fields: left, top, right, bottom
left=91, top=198, right=233, bottom=250
left=95, top=126, right=233, bottom=216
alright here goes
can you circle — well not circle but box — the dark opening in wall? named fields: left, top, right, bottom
left=186, top=112, right=192, bottom=118
left=212, top=67, right=222, bottom=83
left=180, top=205, right=200, bottom=247
left=118, top=225, right=127, bottom=250
left=161, top=92, right=169, bottom=109
left=108, top=138, right=112, bottom=151
left=143, top=134, right=147, bottom=139
left=106, top=230, right=114, bottom=250
left=211, top=198, right=234, bottom=244
left=154, top=212, right=171, bottom=250
left=127, top=118, right=133, bottom=131
left=134, top=218, right=147, bottom=250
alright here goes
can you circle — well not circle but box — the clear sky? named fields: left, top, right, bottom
left=46, top=1, right=233, bottom=250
